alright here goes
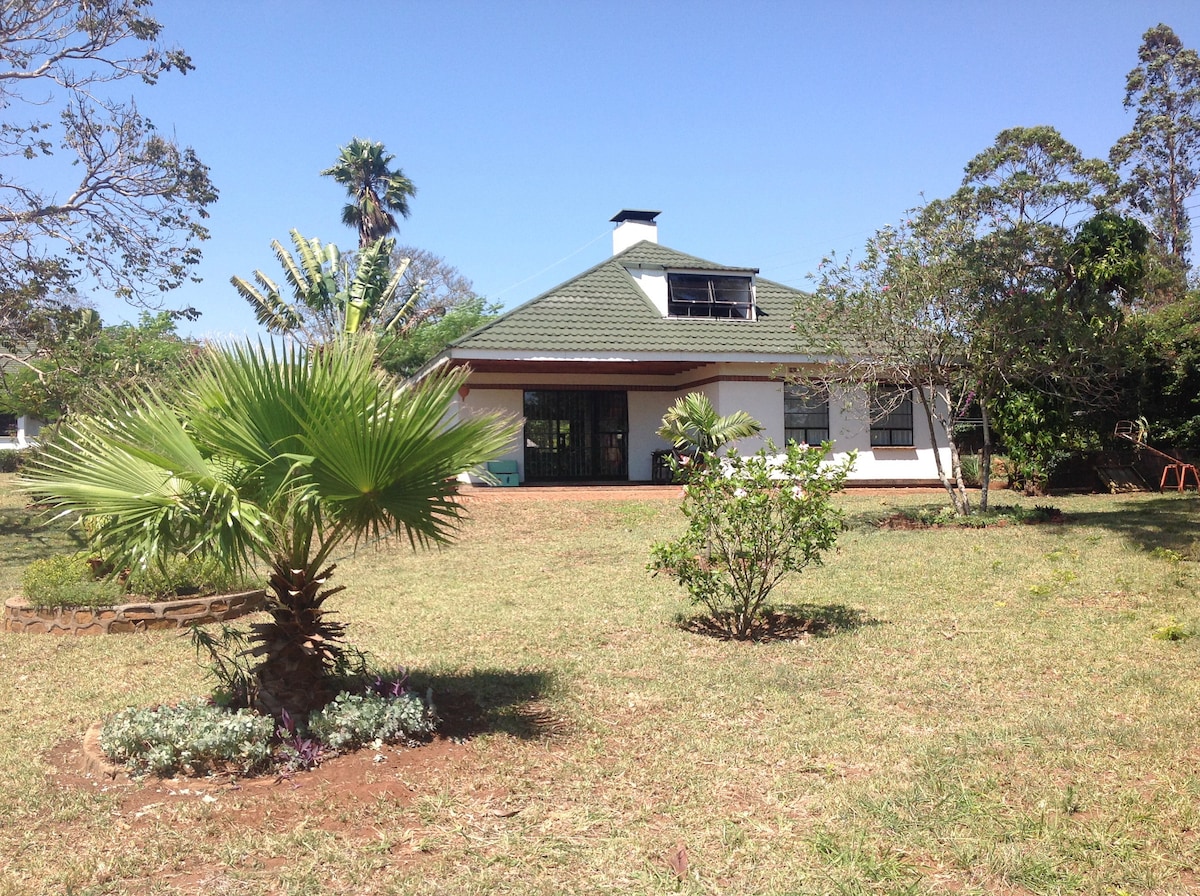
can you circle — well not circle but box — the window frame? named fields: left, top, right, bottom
left=869, top=386, right=914, bottom=448
left=666, top=272, right=755, bottom=320
left=783, top=383, right=830, bottom=446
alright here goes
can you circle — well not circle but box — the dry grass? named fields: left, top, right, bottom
left=2, top=475, right=1199, bottom=894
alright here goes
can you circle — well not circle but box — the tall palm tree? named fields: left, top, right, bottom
left=21, top=337, right=515, bottom=717
left=231, top=230, right=421, bottom=343
left=657, top=392, right=763, bottom=456
left=322, top=139, right=417, bottom=248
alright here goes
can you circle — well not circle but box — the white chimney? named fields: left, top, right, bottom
left=611, top=209, right=660, bottom=255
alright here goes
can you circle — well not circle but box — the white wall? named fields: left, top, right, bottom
left=709, top=377, right=952, bottom=482
left=708, top=376, right=782, bottom=454
left=453, top=388, right=525, bottom=482
left=627, top=268, right=668, bottom=315
left=458, top=368, right=953, bottom=484
left=825, top=384, right=950, bottom=482
left=0, top=415, right=41, bottom=451
left=629, top=391, right=672, bottom=481
left=613, top=219, right=658, bottom=254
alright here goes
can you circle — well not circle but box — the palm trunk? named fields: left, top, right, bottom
left=249, top=560, right=347, bottom=718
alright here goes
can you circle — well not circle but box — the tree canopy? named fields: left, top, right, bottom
left=0, top=309, right=197, bottom=425
left=322, top=138, right=416, bottom=248
left=804, top=127, right=1150, bottom=510
left=1110, top=23, right=1200, bottom=270
left=0, top=0, right=217, bottom=306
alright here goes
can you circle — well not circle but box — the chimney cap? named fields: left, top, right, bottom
left=610, top=209, right=661, bottom=224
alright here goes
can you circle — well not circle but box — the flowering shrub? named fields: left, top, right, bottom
left=650, top=441, right=854, bottom=639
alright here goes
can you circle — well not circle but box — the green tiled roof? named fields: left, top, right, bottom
left=448, top=241, right=820, bottom=357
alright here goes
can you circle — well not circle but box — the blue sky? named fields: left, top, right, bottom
left=93, top=1, right=1200, bottom=337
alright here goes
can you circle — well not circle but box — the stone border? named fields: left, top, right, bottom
left=3, top=589, right=266, bottom=635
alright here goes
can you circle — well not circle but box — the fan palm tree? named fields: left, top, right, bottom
left=322, top=138, right=417, bottom=248
left=231, top=230, right=420, bottom=344
left=657, top=392, right=763, bottom=456
left=21, top=337, right=515, bottom=717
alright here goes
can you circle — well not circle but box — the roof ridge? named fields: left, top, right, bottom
left=445, top=240, right=729, bottom=348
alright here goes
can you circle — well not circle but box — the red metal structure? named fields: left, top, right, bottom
left=1114, top=421, right=1200, bottom=491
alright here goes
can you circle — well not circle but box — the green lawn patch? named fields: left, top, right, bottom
left=2, top=474, right=1198, bottom=894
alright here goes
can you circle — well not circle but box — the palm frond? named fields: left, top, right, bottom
left=230, top=271, right=304, bottom=333
left=658, top=393, right=763, bottom=454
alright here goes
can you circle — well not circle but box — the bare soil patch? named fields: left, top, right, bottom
left=45, top=726, right=476, bottom=838
left=41, top=689, right=514, bottom=836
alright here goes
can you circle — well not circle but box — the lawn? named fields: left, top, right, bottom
left=1, top=475, right=1198, bottom=895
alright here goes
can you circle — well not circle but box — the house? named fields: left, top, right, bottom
left=432, top=210, right=951, bottom=485
left=0, top=354, right=42, bottom=452
left=0, top=412, right=41, bottom=451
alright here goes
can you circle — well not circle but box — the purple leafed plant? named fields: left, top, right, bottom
left=277, top=708, right=322, bottom=771
left=369, top=670, right=411, bottom=698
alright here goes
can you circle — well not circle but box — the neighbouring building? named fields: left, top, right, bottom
left=0, top=412, right=41, bottom=451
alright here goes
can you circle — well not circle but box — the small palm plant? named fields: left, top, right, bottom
left=657, top=392, right=763, bottom=459
left=22, top=337, right=515, bottom=718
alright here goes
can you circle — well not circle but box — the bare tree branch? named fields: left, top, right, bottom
left=0, top=0, right=215, bottom=306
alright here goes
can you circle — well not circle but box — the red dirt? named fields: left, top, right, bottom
left=46, top=729, right=474, bottom=838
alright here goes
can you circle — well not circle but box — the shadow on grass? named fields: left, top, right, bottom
left=678, top=602, right=879, bottom=642
left=845, top=492, right=1199, bottom=556
left=0, top=508, right=88, bottom=568
left=1060, top=494, right=1200, bottom=556
left=405, top=667, right=562, bottom=741
left=844, top=505, right=938, bottom=531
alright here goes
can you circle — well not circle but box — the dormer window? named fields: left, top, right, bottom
left=667, top=272, right=754, bottom=319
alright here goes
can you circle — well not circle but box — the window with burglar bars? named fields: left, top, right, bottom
left=666, top=272, right=754, bottom=319
left=869, top=386, right=914, bottom=447
left=784, top=384, right=829, bottom=445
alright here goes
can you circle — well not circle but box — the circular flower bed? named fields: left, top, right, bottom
left=2, top=589, right=266, bottom=635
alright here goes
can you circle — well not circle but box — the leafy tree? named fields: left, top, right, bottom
left=374, top=247, right=500, bottom=376
left=656, top=392, right=763, bottom=457
left=0, top=0, right=218, bottom=306
left=231, top=231, right=420, bottom=343
left=1110, top=24, right=1200, bottom=271
left=387, top=244, right=487, bottom=333
left=806, top=128, right=1146, bottom=510
left=961, top=126, right=1116, bottom=228
left=1118, top=288, right=1200, bottom=448
left=1, top=260, right=76, bottom=352
left=955, top=127, right=1128, bottom=500
left=802, top=197, right=980, bottom=514
left=21, top=336, right=516, bottom=718
left=322, top=138, right=416, bottom=248
left=389, top=246, right=477, bottom=314
left=378, top=296, right=501, bottom=377
left=0, top=309, right=197, bottom=426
